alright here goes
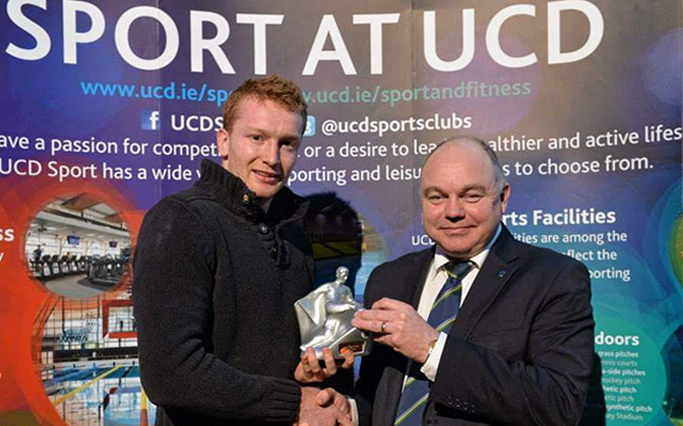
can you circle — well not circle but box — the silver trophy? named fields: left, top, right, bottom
left=295, top=267, right=373, bottom=360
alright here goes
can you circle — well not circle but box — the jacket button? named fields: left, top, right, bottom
left=445, top=396, right=453, bottom=406
left=258, top=224, right=269, bottom=234
left=270, top=246, right=277, bottom=259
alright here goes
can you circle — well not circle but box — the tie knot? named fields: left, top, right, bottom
left=444, top=261, right=473, bottom=280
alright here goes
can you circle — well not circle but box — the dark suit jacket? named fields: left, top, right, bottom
left=355, top=226, right=594, bottom=426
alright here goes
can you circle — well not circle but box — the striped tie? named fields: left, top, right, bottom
left=394, top=261, right=474, bottom=426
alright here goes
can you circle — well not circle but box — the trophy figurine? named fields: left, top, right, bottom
left=295, top=266, right=372, bottom=360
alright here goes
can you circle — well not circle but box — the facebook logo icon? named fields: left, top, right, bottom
left=141, top=110, right=160, bottom=131
left=304, top=115, right=316, bottom=137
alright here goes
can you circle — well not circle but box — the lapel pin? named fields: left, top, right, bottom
left=498, top=270, right=506, bottom=278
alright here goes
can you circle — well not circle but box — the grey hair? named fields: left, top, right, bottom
left=423, top=136, right=507, bottom=193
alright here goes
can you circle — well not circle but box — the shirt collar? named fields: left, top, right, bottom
left=195, top=159, right=308, bottom=225
left=433, top=224, right=502, bottom=272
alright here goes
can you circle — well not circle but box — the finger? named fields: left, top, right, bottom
left=354, top=309, right=388, bottom=321
left=305, top=347, right=322, bottom=375
left=336, top=409, right=354, bottom=426
left=351, top=317, right=380, bottom=332
left=299, top=354, right=314, bottom=380
left=322, top=348, right=337, bottom=376
left=340, top=349, right=354, bottom=369
left=300, top=353, right=311, bottom=374
left=372, top=298, right=409, bottom=311
left=353, top=316, right=390, bottom=334
left=354, top=310, right=398, bottom=326
left=333, top=392, right=350, bottom=415
left=315, top=388, right=334, bottom=406
left=305, top=347, right=321, bottom=372
left=340, top=416, right=354, bottom=426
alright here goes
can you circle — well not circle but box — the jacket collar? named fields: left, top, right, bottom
left=195, top=159, right=308, bottom=226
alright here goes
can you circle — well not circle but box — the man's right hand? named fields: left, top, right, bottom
left=297, top=386, right=352, bottom=426
left=315, top=388, right=351, bottom=419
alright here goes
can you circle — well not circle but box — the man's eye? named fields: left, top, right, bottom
left=428, top=195, right=444, bottom=202
left=464, top=193, right=484, bottom=202
left=250, top=135, right=262, bottom=142
left=282, top=140, right=298, bottom=150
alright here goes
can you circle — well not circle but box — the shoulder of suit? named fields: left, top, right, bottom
left=511, top=237, right=587, bottom=271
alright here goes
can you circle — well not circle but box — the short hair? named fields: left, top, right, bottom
left=222, top=74, right=308, bottom=134
left=424, top=136, right=507, bottom=193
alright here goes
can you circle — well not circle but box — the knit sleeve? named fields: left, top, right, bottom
left=133, top=198, right=301, bottom=422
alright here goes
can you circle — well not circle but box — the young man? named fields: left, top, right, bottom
left=134, top=75, right=351, bottom=426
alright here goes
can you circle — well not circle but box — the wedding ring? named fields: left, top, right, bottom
left=381, top=321, right=387, bottom=333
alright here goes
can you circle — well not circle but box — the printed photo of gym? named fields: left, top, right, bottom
left=25, top=194, right=131, bottom=298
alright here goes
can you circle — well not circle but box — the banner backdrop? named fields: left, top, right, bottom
left=0, top=1, right=681, bottom=425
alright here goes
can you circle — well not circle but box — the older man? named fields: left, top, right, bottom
left=134, top=75, right=351, bottom=426
left=351, top=137, right=594, bottom=426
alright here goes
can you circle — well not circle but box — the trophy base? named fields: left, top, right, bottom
left=308, top=327, right=373, bottom=360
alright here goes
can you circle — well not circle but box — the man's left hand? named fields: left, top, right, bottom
left=352, top=298, right=438, bottom=363
left=295, top=347, right=354, bottom=384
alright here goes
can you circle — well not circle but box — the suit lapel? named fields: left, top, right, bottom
left=409, top=247, right=436, bottom=309
left=449, top=226, right=520, bottom=340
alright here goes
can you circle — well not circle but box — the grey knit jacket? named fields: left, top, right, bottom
left=133, top=160, right=314, bottom=426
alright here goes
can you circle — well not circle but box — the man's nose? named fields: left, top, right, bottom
left=262, top=140, right=280, bottom=166
left=444, top=196, right=465, bottom=220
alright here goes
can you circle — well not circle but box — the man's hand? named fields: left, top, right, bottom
left=352, top=298, right=438, bottom=363
left=295, top=347, right=354, bottom=384
left=297, top=386, right=352, bottom=426
left=316, top=388, right=351, bottom=419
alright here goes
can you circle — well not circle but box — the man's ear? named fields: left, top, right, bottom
left=500, top=183, right=511, bottom=212
left=216, top=128, right=230, bottom=162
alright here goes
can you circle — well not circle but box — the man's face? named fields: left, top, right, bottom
left=420, top=141, right=509, bottom=260
left=216, top=97, right=302, bottom=207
